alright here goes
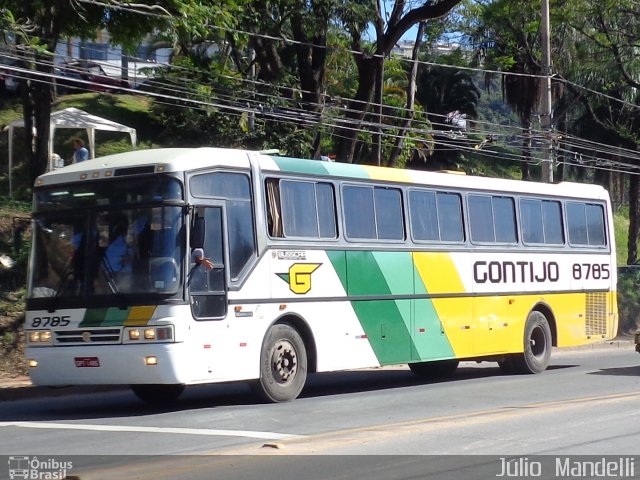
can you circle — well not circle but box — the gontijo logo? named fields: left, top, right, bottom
left=277, top=263, right=321, bottom=294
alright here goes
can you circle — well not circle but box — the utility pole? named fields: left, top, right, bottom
left=540, top=0, right=554, bottom=182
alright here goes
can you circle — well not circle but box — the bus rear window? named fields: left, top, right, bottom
left=567, top=202, right=606, bottom=246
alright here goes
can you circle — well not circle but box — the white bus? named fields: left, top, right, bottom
left=25, top=148, right=618, bottom=402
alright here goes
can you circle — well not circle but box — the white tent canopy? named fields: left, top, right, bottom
left=5, top=107, right=137, bottom=196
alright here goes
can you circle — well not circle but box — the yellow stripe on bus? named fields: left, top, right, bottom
left=362, top=165, right=414, bottom=183
left=124, top=306, right=157, bottom=326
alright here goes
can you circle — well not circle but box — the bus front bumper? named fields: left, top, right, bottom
left=25, top=343, right=193, bottom=386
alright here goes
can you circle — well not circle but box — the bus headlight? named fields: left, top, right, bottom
left=27, top=330, right=53, bottom=345
left=124, top=326, right=174, bottom=343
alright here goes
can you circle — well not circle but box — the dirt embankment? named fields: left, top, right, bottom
left=0, top=210, right=29, bottom=378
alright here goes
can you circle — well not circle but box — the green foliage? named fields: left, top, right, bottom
left=617, top=267, right=640, bottom=335
left=614, top=207, right=629, bottom=266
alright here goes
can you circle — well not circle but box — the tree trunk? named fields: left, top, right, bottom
left=373, top=56, right=384, bottom=166
left=335, top=0, right=463, bottom=163
left=628, top=174, right=639, bottom=265
left=335, top=56, right=378, bottom=163
left=389, top=22, right=425, bottom=167
left=291, top=10, right=327, bottom=115
left=521, top=121, right=531, bottom=181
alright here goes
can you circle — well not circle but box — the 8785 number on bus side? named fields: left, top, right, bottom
left=572, top=263, right=610, bottom=280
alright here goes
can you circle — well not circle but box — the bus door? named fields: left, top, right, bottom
left=189, top=205, right=227, bottom=319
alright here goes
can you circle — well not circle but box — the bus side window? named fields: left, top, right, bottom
left=266, top=178, right=283, bottom=237
left=567, top=202, right=606, bottom=246
left=190, top=207, right=226, bottom=318
left=273, top=179, right=337, bottom=239
left=190, top=172, right=257, bottom=280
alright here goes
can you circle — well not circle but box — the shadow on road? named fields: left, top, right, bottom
left=0, top=362, right=578, bottom=422
left=588, top=365, right=640, bottom=377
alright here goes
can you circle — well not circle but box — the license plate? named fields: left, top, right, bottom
left=74, top=357, right=100, bottom=368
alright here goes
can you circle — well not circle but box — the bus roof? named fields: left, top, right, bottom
left=35, top=147, right=609, bottom=201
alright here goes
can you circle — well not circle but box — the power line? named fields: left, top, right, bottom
left=3, top=33, right=640, bottom=175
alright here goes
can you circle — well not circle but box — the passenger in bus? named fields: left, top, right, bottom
left=190, top=247, right=214, bottom=294
left=192, top=248, right=213, bottom=270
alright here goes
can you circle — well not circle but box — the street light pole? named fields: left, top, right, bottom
left=540, top=0, right=554, bottom=183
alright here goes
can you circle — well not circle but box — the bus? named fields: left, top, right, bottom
left=25, top=148, right=618, bottom=403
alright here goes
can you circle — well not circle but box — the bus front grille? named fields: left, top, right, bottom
left=55, top=329, right=122, bottom=345
left=585, top=292, right=607, bottom=337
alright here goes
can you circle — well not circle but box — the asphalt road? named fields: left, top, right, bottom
left=1, top=345, right=639, bottom=479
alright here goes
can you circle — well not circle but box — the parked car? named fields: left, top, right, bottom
left=56, top=60, right=129, bottom=93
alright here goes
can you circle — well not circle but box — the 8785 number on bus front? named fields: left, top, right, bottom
left=30, top=315, right=71, bottom=328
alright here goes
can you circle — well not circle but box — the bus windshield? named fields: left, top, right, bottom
left=29, top=179, right=185, bottom=304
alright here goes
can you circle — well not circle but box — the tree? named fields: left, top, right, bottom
left=2, top=1, right=243, bottom=188
left=1, top=1, right=178, bottom=187
left=470, top=0, right=556, bottom=180
left=561, top=0, right=640, bottom=263
left=335, top=0, right=464, bottom=163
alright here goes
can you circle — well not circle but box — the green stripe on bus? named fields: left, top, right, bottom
left=80, top=307, right=131, bottom=327
left=326, top=250, right=456, bottom=363
left=346, top=251, right=414, bottom=364
left=272, top=156, right=370, bottom=179
left=272, top=156, right=330, bottom=176
left=323, top=162, right=370, bottom=179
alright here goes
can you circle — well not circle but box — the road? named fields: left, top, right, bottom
left=1, top=345, right=639, bottom=479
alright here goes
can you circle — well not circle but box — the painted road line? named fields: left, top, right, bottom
left=0, top=421, right=304, bottom=440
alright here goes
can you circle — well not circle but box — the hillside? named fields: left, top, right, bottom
left=0, top=201, right=29, bottom=378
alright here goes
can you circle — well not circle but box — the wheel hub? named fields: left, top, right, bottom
left=530, top=325, right=546, bottom=358
left=271, top=340, right=297, bottom=384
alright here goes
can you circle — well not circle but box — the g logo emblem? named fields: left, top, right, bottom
left=277, top=263, right=321, bottom=294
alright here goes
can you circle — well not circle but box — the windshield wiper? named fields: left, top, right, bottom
left=100, top=256, right=129, bottom=310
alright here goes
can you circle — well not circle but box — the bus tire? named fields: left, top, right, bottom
left=130, top=384, right=185, bottom=404
left=408, top=359, right=459, bottom=377
left=511, top=311, right=552, bottom=374
left=255, top=324, right=307, bottom=403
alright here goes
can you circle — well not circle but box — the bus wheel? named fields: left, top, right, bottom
left=409, top=359, right=459, bottom=377
left=511, top=311, right=552, bottom=374
left=130, top=384, right=185, bottom=404
left=256, top=324, right=307, bottom=403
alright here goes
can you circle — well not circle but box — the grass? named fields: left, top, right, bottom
left=614, top=207, right=630, bottom=266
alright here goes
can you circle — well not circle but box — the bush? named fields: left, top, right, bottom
left=617, top=266, right=640, bottom=335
